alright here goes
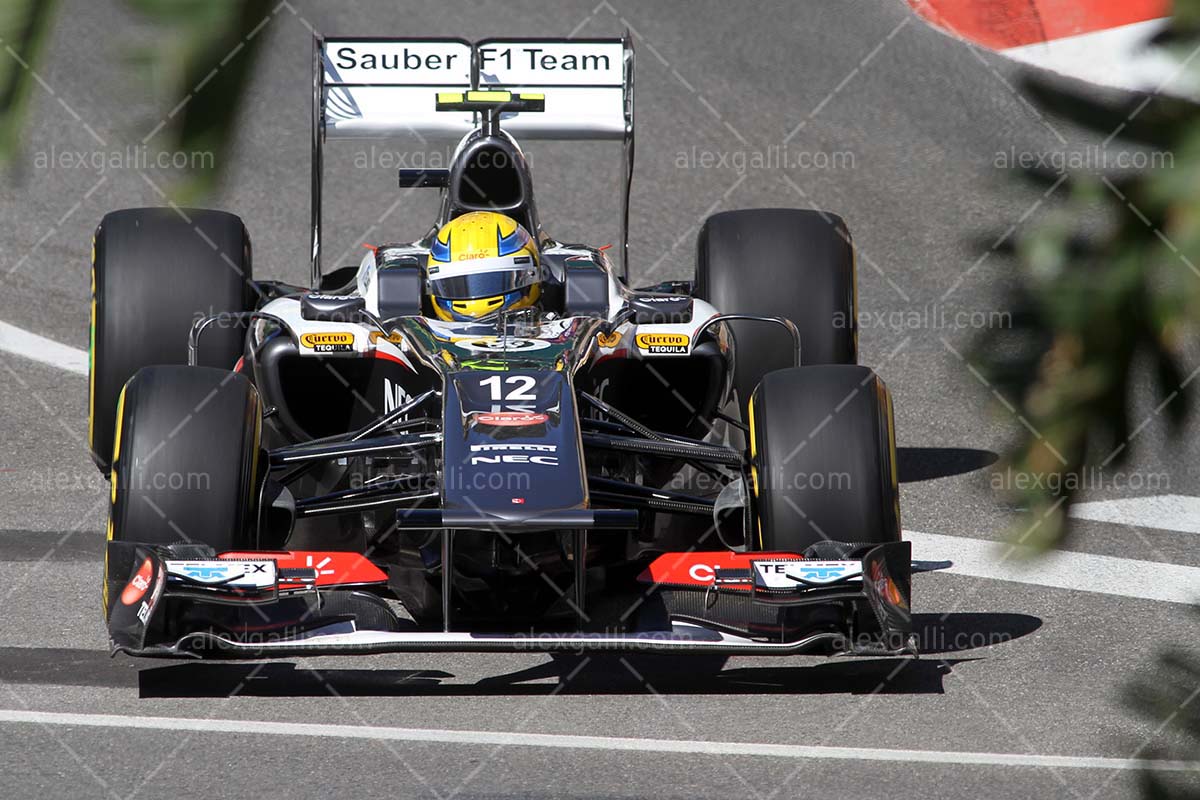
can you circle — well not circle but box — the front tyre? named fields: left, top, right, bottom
left=108, top=364, right=262, bottom=548
left=748, top=365, right=899, bottom=553
left=104, top=366, right=263, bottom=614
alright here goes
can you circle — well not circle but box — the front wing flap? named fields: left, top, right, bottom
left=636, top=542, right=915, bottom=654
left=105, top=542, right=389, bottom=656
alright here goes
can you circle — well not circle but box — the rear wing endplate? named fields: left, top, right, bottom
left=310, top=35, right=635, bottom=286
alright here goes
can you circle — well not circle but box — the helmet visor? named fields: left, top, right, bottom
left=428, top=254, right=538, bottom=300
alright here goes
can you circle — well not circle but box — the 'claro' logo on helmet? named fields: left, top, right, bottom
left=635, top=332, right=689, bottom=356
left=300, top=332, right=356, bottom=353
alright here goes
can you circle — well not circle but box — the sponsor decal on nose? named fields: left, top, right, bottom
left=120, top=557, right=154, bottom=606
left=472, top=411, right=549, bottom=427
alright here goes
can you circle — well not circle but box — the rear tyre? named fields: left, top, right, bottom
left=107, top=365, right=262, bottom=551
left=695, top=208, right=857, bottom=405
left=90, top=207, right=254, bottom=473
left=748, top=365, right=899, bottom=553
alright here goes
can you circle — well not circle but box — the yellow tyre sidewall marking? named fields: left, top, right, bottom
left=747, top=393, right=763, bottom=550
left=103, top=383, right=126, bottom=614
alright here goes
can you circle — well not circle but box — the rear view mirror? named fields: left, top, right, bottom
left=629, top=294, right=693, bottom=325
left=300, top=293, right=365, bottom=323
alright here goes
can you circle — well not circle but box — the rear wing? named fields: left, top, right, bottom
left=310, top=35, right=635, bottom=286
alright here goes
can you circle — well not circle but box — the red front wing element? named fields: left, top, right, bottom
left=637, top=551, right=803, bottom=591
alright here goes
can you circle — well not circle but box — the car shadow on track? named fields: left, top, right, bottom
left=897, top=447, right=998, bottom=482
left=134, top=655, right=961, bottom=697
left=912, top=612, right=1041, bottom=654
left=126, top=612, right=1040, bottom=698
left=0, top=615, right=1039, bottom=697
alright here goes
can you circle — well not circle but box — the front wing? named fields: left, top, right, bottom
left=105, top=541, right=917, bottom=659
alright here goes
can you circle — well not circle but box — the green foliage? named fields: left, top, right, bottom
left=125, top=0, right=275, bottom=202
left=0, top=0, right=58, bottom=161
left=0, top=0, right=273, bottom=201
left=974, top=13, right=1200, bottom=551
left=975, top=4, right=1200, bottom=792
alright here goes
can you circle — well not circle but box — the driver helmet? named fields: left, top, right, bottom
left=426, top=211, right=541, bottom=322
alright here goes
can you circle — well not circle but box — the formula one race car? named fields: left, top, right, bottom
left=91, top=35, right=918, bottom=659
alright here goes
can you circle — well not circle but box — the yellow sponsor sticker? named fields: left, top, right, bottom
left=467, top=89, right=512, bottom=103
left=300, top=331, right=355, bottom=353
left=635, top=332, right=689, bottom=355
left=368, top=331, right=405, bottom=345
left=596, top=331, right=621, bottom=349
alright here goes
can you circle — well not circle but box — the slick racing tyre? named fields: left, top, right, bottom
left=748, top=365, right=899, bottom=552
left=694, top=208, right=857, bottom=406
left=107, top=366, right=263, bottom=554
left=89, top=207, right=254, bottom=473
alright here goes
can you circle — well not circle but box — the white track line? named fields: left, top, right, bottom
left=904, top=530, right=1200, bottom=605
left=1069, top=495, right=1200, bottom=536
left=0, top=709, right=1195, bottom=771
left=0, top=321, right=87, bottom=376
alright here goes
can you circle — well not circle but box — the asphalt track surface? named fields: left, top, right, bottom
left=1, top=1, right=1198, bottom=798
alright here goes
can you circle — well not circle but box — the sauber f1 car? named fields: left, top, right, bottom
left=91, top=36, right=926, bottom=659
